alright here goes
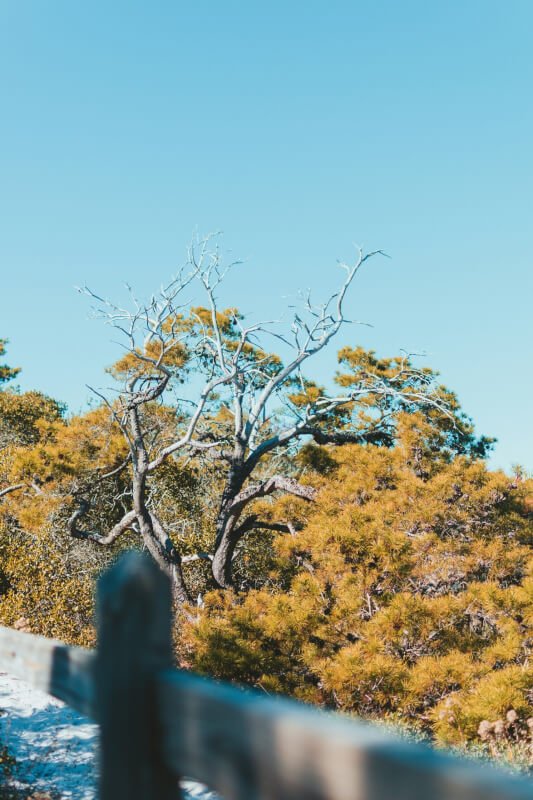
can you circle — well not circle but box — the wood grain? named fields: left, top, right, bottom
left=157, top=669, right=533, bottom=800
left=2, top=549, right=533, bottom=800
left=0, top=625, right=96, bottom=719
left=95, top=550, right=179, bottom=800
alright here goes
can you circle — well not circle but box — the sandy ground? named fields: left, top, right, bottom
left=0, top=672, right=218, bottom=799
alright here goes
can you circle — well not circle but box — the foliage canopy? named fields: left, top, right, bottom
left=0, top=244, right=529, bottom=761
left=181, top=414, right=532, bottom=748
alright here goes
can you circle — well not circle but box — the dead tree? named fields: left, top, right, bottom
left=70, top=235, right=449, bottom=599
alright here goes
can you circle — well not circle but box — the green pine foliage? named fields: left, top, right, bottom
left=0, top=340, right=20, bottom=387
left=182, top=412, right=533, bottom=751
left=1, top=336, right=531, bottom=766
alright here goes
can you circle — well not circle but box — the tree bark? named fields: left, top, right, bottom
left=212, top=466, right=317, bottom=588
left=132, top=470, right=190, bottom=606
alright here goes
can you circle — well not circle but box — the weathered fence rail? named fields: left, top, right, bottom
left=0, top=552, right=532, bottom=800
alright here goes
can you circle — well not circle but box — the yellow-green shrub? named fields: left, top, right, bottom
left=182, top=423, right=533, bottom=750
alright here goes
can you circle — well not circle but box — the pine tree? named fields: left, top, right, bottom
left=0, top=339, right=20, bottom=387
left=182, top=411, right=533, bottom=748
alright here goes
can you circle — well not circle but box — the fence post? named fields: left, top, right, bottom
left=96, top=551, right=178, bottom=800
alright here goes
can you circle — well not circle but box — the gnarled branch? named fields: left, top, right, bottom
left=68, top=501, right=138, bottom=545
left=229, top=475, right=317, bottom=517
left=0, top=483, right=25, bottom=500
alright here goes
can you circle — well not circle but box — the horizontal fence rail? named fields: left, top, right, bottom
left=0, top=626, right=96, bottom=719
left=0, top=552, right=532, bottom=800
left=157, top=670, right=533, bottom=800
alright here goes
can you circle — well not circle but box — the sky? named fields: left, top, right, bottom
left=0, top=1, right=532, bottom=472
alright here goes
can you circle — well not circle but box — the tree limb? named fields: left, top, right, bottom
left=0, top=483, right=25, bottom=500
left=181, top=552, right=214, bottom=564
left=244, top=249, right=381, bottom=437
left=233, top=515, right=297, bottom=537
left=68, top=501, right=138, bottom=545
left=303, top=427, right=393, bottom=447
left=229, top=474, right=317, bottom=517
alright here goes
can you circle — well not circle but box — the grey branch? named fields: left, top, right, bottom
left=230, top=475, right=317, bottom=517
left=181, top=552, right=214, bottom=564
left=68, top=501, right=138, bottom=545
left=234, top=515, right=297, bottom=536
left=0, top=483, right=26, bottom=500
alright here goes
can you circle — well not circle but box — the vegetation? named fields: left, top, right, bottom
left=62, top=238, right=466, bottom=601
left=0, top=740, right=17, bottom=798
left=0, top=340, right=20, bottom=388
left=181, top=419, right=532, bottom=756
left=0, top=243, right=531, bottom=768
left=0, top=733, right=53, bottom=800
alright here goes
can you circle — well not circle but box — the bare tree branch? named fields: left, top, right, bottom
left=233, top=515, right=297, bottom=537
left=0, top=483, right=26, bottom=500
left=75, top=236, right=454, bottom=596
left=229, top=475, right=317, bottom=516
left=244, top=249, right=382, bottom=438
left=181, top=552, right=214, bottom=564
left=68, top=501, right=138, bottom=545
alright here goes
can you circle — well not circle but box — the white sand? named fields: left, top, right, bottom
left=0, top=671, right=219, bottom=799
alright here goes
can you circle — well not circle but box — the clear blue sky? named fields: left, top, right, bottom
left=1, top=1, right=531, bottom=472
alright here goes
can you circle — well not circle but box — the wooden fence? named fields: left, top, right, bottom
left=0, top=552, right=532, bottom=800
